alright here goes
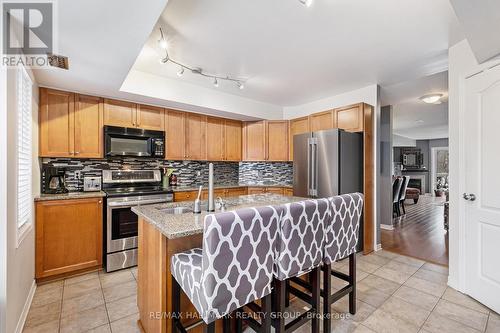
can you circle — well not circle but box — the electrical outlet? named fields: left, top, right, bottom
left=197, top=170, right=201, bottom=177
left=75, top=171, right=81, bottom=179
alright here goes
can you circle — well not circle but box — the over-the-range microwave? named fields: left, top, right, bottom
left=104, top=125, right=165, bottom=158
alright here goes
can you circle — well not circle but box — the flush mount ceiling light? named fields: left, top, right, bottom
left=419, top=93, right=443, bottom=104
left=299, top=0, right=313, bottom=7
left=157, top=27, right=245, bottom=90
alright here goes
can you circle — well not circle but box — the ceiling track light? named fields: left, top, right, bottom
left=298, top=0, right=313, bottom=7
left=157, top=27, right=245, bottom=90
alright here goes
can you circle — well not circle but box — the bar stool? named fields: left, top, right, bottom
left=273, top=198, right=330, bottom=333
left=170, top=205, right=282, bottom=332
left=322, top=193, right=364, bottom=333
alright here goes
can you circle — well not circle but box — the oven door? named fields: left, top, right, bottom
left=106, top=196, right=169, bottom=253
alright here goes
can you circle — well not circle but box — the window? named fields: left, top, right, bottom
left=16, top=65, right=32, bottom=239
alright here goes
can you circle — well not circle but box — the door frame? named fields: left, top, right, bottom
left=430, top=146, right=449, bottom=196
left=453, top=58, right=500, bottom=293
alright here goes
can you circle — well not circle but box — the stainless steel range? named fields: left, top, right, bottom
left=103, top=169, right=173, bottom=272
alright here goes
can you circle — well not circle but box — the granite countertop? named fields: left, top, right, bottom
left=34, top=191, right=106, bottom=202
left=132, top=193, right=304, bottom=239
left=168, top=183, right=292, bottom=192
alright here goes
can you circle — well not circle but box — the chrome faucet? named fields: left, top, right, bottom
left=207, top=163, right=215, bottom=212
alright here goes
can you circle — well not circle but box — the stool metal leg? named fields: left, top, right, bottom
left=223, top=314, right=232, bottom=333
left=260, top=293, right=272, bottom=333
left=322, top=264, right=332, bottom=333
left=203, top=322, right=215, bottom=333
left=349, top=253, right=356, bottom=315
left=273, top=279, right=286, bottom=333
left=235, top=309, right=242, bottom=333
left=285, top=280, right=290, bottom=307
left=311, top=267, right=320, bottom=333
left=172, top=278, right=181, bottom=333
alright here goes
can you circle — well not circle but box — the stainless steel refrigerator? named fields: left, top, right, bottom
left=293, top=128, right=363, bottom=198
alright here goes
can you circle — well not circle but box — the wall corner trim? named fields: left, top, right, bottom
left=14, top=280, right=36, bottom=333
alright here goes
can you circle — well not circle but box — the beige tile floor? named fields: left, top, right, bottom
left=23, top=251, right=499, bottom=333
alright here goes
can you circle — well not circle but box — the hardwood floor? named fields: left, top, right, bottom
left=381, top=195, right=448, bottom=266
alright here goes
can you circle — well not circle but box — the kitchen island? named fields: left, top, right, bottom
left=132, top=193, right=304, bottom=333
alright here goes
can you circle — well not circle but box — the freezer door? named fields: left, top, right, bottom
left=314, top=129, right=340, bottom=198
left=293, top=132, right=312, bottom=197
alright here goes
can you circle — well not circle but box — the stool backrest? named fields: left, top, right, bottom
left=323, top=193, right=364, bottom=264
left=393, top=178, right=403, bottom=204
left=274, top=198, right=329, bottom=280
left=200, top=205, right=282, bottom=321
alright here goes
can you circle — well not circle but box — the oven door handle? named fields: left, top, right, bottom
left=107, top=198, right=170, bottom=207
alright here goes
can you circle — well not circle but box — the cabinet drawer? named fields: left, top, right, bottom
left=225, top=187, right=248, bottom=197
left=174, top=191, right=198, bottom=202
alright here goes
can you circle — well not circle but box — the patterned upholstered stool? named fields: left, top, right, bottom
left=273, top=199, right=329, bottom=333
left=322, top=193, right=364, bottom=333
left=170, top=206, right=282, bottom=333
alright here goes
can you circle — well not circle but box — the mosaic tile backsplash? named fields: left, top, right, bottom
left=238, top=162, right=293, bottom=186
left=41, top=158, right=293, bottom=192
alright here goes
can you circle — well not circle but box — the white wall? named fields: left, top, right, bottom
left=0, top=60, right=8, bottom=333
left=4, top=65, right=39, bottom=333
left=282, top=84, right=378, bottom=119
left=448, top=40, right=480, bottom=291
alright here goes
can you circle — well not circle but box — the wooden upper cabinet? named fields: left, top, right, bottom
left=224, top=119, right=242, bottom=161
left=74, top=94, right=103, bottom=158
left=289, top=116, right=310, bottom=161
left=335, top=103, right=364, bottom=132
left=39, top=88, right=75, bottom=157
left=165, top=109, right=185, bottom=160
left=185, top=113, right=207, bottom=160
left=310, top=110, right=335, bottom=132
left=243, top=121, right=266, bottom=161
left=103, top=99, right=136, bottom=128
left=35, top=198, right=103, bottom=280
left=206, top=117, right=224, bottom=161
left=136, top=104, right=164, bottom=131
left=266, top=121, right=289, bottom=161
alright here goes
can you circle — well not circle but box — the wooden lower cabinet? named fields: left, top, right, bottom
left=247, top=187, right=287, bottom=195
left=283, top=188, right=294, bottom=196
left=173, top=191, right=198, bottom=202
left=35, top=198, right=103, bottom=280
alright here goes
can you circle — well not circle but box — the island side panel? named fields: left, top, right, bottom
left=138, top=217, right=167, bottom=333
left=138, top=217, right=210, bottom=333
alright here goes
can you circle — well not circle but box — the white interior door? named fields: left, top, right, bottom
left=464, top=63, right=500, bottom=313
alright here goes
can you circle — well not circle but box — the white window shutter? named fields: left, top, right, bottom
left=17, top=65, right=33, bottom=229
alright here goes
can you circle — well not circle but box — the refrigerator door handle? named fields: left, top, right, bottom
left=311, top=138, right=318, bottom=197
left=307, top=138, right=312, bottom=196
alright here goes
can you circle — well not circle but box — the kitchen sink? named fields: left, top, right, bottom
left=157, top=207, right=192, bottom=214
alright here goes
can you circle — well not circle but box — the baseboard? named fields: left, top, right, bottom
left=380, top=224, right=394, bottom=231
left=15, top=279, right=36, bottom=333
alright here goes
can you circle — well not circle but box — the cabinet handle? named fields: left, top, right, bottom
left=98, top=200, right=102, bottom=204
left=75, top=151, right=80, bottom=155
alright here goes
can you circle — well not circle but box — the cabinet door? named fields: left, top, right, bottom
left=243, top=121, right=266, bottom=161
left=39, top=88, right=75, bottom=157
left=74, top=94, right=103, bottom=158
left=283, top=188, right=294, bottom=196
left=289, top=116, right=310, bottom=161
left=224, top=120, right=242, bottom=161
left=137, top=104, right=164, bottom=131
left=266, top=121, right=289, bottom=161
left=335, top=103, right=364, bottom=132
left=202, top=188, right=225, bottom=200
left=310, top=110, right=335, bottom=132
left=173, top=191, right=197, bottom=202
left=103, top=99, right=136, bottom=128
left=35, top=198, right=103, bottom=279
left=185, top=113, right=207, bottom=160
left=206, top=117, right=224, bottom=161
left=165, top=110, right=186, bottom=160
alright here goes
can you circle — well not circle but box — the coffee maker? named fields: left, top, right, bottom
left=42, top=166, right=69, bottom=194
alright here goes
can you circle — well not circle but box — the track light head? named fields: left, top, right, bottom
left=299, top=0, right=313, bottom=7
left=213, top=77, right=219, bottom=87
left=177, top=67, right=184, bottom=77
left=237, top=82, right=244, bottom=90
